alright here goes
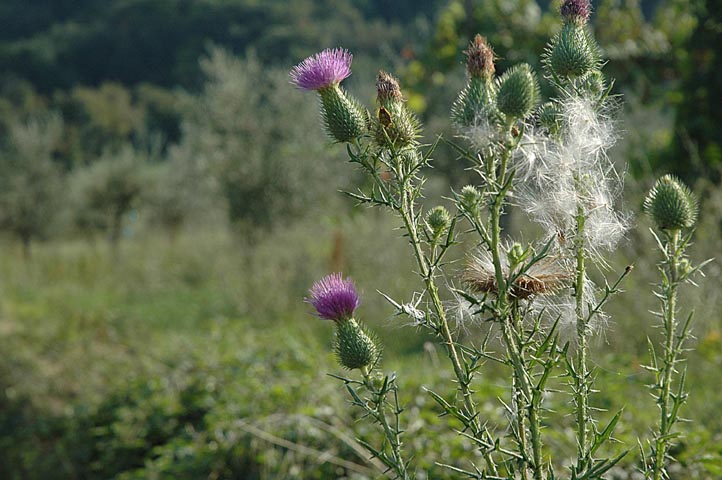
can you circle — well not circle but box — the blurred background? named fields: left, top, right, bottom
left=0, top=0, right=720, bottom=478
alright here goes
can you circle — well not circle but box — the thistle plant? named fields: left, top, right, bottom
left=307, top=273, right=410, bottom=479
left=641, top=176, right=707, bottom=479
left=293, top=2, right=704, bottom=477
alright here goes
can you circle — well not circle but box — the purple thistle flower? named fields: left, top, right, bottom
left=290, top=48, right=353, bottom=91
left=307, top=273, right=360, bottom=321
left=560, top=0, right=591, bottom=23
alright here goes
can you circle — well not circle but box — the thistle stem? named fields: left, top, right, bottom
left=399, top=178, right=499, bottom=476
left=574, top=202, right=590, bottom=472
left=653, top=229, right=680, bottom=480
left=489, top=147, right=544, bottom=480
left=361, top=370, right=410, bottom=480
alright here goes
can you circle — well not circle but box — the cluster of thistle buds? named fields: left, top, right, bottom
left=290, top=45, right=420, bottom=151
left=292, top=0, right=707, bottom=477
left=306, top=273, right=380, bottom=372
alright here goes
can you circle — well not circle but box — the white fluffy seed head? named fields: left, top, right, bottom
left=461, top=114, right=501, bottom=152
left=514, top=94, right=629, bottom=258
left=532, top=275, right=607, bottom=343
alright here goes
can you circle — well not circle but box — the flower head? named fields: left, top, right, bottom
left=376, top=71, right=403, bottom=104
left=465, top=35, right=495, bottom=79
left=560, top=0, right=591, bottom=24
left=290, top=48, right=353, bottom=91
left=462, top=250, right=571, bottom=299
left=307, top=273, right=360, bottom=321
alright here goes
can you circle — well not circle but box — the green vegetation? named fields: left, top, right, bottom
left=0, top=0, right=720, bottom=478
left=0, top=219, right=721, bottom=478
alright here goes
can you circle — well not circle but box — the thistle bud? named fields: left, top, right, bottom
left=545, top=23, right=599, bottom=79
left=579, top=70, right=606, bottom=97
left=496, top=64, right=539, bottom=120
left=507, top=242, right=527, bottom=267
left=643, top=175, right=698, bottom=230
left=452, top=36, right=499, bottom=128
left=318, top=86, right=367, bottom=143
left=426, top=206, right=451, bottom=239
left=460, top=185, right=482, bottom=215
left=538, top=101, right=561, bottom=134
left=376, top=70, right=403, bottom=105
left=374, top=71, right=419, bottom=148
left=334, top=319, right=380, bottom=370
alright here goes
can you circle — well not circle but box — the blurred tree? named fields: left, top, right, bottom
left=173, top=47, right=349, bottom=233
left=664, top=0, right=722, bottom=183
left=135, top=83, right=183, bottom=148
left=144, top=159, right=195, bottom=242
left=73, top=146, right=145, bottom=246
left=0, top=114, right=64, bottom=257
left=57, top=83, right=143, bottom=163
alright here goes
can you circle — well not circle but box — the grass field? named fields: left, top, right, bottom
left=1, top=211, right=721, bottom=478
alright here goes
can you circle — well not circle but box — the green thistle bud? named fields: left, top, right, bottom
left=426, top=206, right=451, bottom=239
left=545, top=23, right=599, bottom=79
left=579, top=70, right=606, bottom=97
left=334, top=319, right=380, bottom=370
left=460, top=185, right=482, bottom=215
left=452, top=76, right=497, bottom=128
left=643, top=175, right=698, bottom=230
left=452, top=36, right=498, bottom=128
left=318, top=85, right=367, bottom=143
left=538, top=101, right=562, bottom=134
left=374, top=71, right=419, bottom=148
left=507, top=242, right=527, bottom=267
left=496, top=64, right=539, bottom=120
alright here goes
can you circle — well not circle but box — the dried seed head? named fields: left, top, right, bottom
left=463, top=251, right=571, bottom=299
left=373, top=72, right=420, bottom=148
left=376, top=70, right=403, bottom=104
left=465, top=34, right=495, bottom=79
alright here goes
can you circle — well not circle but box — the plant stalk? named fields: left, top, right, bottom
left=362, top=368, right=410, bottom=480
left=574, top=202, right=590, bottom=472
left=653, top=229, right=680, bottom=480
left=398, top=177, right=499, bottom=476
left=489, top=148, right=544, bottom=480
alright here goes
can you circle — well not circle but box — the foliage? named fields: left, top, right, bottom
left=0, top=113, right=64, bottom=254
left=664, top=0, right=722, bottom=182
left=0, top=227, right=720, bottom=479
left=72, top=146, right=146, bottom=244
left=0, top=0, right=425, bottom=92
left=173, top=47, right=350, bottom=230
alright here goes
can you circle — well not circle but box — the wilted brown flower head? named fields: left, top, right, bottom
left=376, top=70, right=402, bottom=103
left=465, top=35, right=495, bottom=79
left=462, top=251, right=571, bottom=299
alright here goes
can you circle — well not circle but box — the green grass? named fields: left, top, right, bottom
left=0, top=217, right=721, bottom=478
